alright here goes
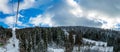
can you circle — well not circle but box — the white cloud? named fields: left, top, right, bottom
left=74, top=0, right=120, bottom=29
left=45, top=0, right=101, bottom=27
left=0, top=0, right=54, bottom=28
left=19, top=0, right=35, bottom=10
left=4, top=16, right=16, bottom=28
left=18, top=0, right=52, bottom=11
left=0, top=0, right=35, bottom=14
left=0, top=0, right=11, bottom=14
left=0, top=0, right=37, bottom=14
left=66, top=0, right=83, bottom=17
left=40, top=0, right=120, bottom=29
left=18, top=14, right=24, bottom=18
left=3, top=16, right=28, bottom=28
left=29, top=14, right=54, bottom=27
left=1, top=0, right=120, bottom=29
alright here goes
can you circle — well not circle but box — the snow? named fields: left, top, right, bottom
left=81, top=38, right=113, bottom=52
left=0, top=28, right=19, bottom=52
left=48, top=47, right=64, bottom=52
left=79, top=46, right=113, bottom=52
left=73, top=35, right=76, bottom=44
left=62, top=29, right=113, bottom=52
left=63, top=29, right=69, bottom=36
left=83, top=38, right=107, bottom=46
left=47, top=46, right=113, bottom=52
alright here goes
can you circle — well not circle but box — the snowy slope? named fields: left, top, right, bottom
left=0, top=28, right=19, bottom=52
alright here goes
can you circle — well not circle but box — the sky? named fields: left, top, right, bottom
left=0, top=0, right=120, bottom=29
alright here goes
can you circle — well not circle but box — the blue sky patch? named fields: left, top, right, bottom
left=0, top=12, right=11, bottom=18
left=20, top=8, right=44, bottom=17
left=9, top=0, right=24, bottom=4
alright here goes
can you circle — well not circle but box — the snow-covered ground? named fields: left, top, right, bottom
left=48, top=45, right=113, bottom=52
left=83, top=38, right=107, bottom=46
left=61, top=29, right=113, bottom=52
left=81, top=38, right=113, bottom=52
left=47, top=38, right=113, bottom=52
left=62, top=29, right=69, bottom=36
left=48, top=47, right=64, bottom=52
left=0, top=28, right=19, bottom=52
left=79, top=46, right=113, bottom=52
left=72, top=46, right=113, bottom=52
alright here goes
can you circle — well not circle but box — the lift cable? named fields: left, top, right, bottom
left=15, top=0, right=20, bottom=28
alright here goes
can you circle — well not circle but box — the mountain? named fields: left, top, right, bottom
left=0, top=26, right=120, bottom=52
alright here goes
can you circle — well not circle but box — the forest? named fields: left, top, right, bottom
left=0, top=26, right=120, bottom=52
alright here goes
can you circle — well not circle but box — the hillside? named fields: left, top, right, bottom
left=0, top=26, right=120, bottom=52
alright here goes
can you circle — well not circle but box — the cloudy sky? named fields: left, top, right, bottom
left=0, top=0, right=120, bottom=29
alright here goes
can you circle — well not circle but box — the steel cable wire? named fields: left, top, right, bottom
left=15, top=0, right=20, bottom=28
